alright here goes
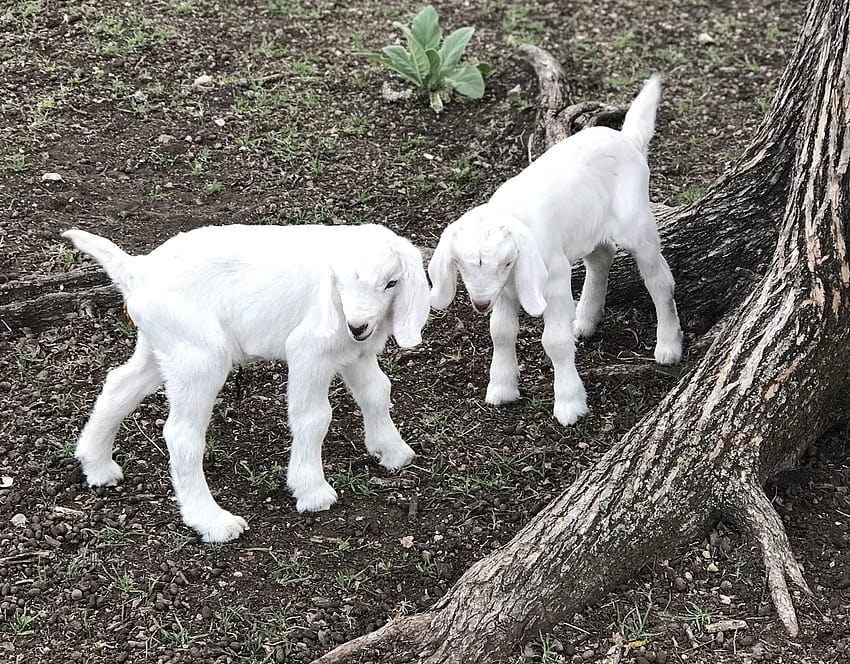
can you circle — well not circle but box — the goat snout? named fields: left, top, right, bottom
left=472, top=299, right=492, bottom=314
left=347, top=321, right=371, bottom=340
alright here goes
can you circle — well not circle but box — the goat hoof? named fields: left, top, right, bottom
left=654, top=341, right=683, bottom=365
left=573, top=317, right=599, bottom=339
left=376, top=441, right=415, bottom=470
left=82, top=459, right=124, bottom=487
left=294, top=481, right=338, bottom=513
left=485, top=384, right=520, bottom=405
left=190, top=509, right=249, bottom=543
left=554, top=399, right=589, bottom=426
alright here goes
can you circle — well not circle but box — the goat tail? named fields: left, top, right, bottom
left=620, top=73, right=662, bottom=156
left=62, top=229, right=139, bottom=296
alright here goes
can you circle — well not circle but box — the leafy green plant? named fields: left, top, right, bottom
left=366, top=5, right=489, bottom=112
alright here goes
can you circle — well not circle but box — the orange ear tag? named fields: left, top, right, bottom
left=122, top=302, right=135, bottom=329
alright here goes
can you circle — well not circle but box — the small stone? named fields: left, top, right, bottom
left=193, top=74, right=214, bottom=88
left=697, top=32, right=716, bottom=45
left=41, top=172, right=63, bottom=182
left=673, top=577, right=688, bottom=591
left=11, top=513, right=26, bottom=527
left=71, top=588, right=83, bottom=601
left=581, top=648, right=595, bottom=661
left=381, top=80, right=414, bottom=102
left=720, top=579, right=733, bottom=592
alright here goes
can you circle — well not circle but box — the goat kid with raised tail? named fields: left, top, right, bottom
left=62, top=224, right=430, bottom=542
left=429, top=75, right=683, bottom=426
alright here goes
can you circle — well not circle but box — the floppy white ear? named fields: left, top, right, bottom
left=508, top=222, right=547, bottom=316
left=428, top=222, right=459, bottom=309
left=314, top=266, right=340, bottom=337
left=392, top=239, right=431, bottom=348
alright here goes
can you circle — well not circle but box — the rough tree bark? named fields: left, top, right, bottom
left=316, top=1, right=849, bottom=662
left=0, top=267, right=121, bottom=332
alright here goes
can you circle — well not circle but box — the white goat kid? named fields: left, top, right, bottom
left=429, top=75, right=683, bottom=427
left=63, top=224, right=430, bottom=543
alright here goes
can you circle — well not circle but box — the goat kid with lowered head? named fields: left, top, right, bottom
left=63, top=223, right=430, bottom=542
left=429, top=75, right=682, bottom=426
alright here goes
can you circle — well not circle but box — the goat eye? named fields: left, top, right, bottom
left=385, top=279, right=398, bottom=290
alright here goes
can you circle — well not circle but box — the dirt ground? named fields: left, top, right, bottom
left=2, top=0, right=848, bottom=663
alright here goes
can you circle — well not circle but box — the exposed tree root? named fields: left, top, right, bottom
left=0, top=267, right=121, bottom=333
left=313, top=614, right=432, bottom=664
left=516, top=44, right=570, bottom=156
left=517, top=44, right=627, bottom=161
left=728, top=483, right=812, bottom=636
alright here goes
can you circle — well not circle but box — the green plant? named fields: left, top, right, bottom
left=675, top=601, right=717, bottom=631
left=152, top=616, right=205, bottom=646
left=415, top=555, right=440, bottom=578
left=671, top=183, right=706, bottom=206
left=538, top=631, right=562, bottom=663
left=365, top=5, right=489, bottom=112
left=203, top=179, right=223, bottom=196
left=335, top=537, right=351, bottom=552
left=238, top=460, right=283, bottom=489
left=104, top=565, right=138, bottom=594
left=9, top=609, right=36, bottom=635
left=329, top=465, right=376, bottom=496
left=334, top=569, right=360, bottom=592
left=19, top=2, right=43, bottom=18
left=16, top=350, right=42, bottom=380
left=615, top=592, right=655, bottom=642
left=87, top=525, right=140, bottom=547
left=5, top=153, right=27, bottom=172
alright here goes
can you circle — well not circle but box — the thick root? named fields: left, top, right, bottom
left=730, top=483, right=812, bottom=636
left=313, top=614, right=432, bottom=664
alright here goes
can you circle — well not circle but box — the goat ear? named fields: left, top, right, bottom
left=508, top=222, right=548, bottom=316
left=315, top=267, right=340, bottom=337
left=392, top=239, right=431, bottom=348
left=428, top=222, right=459, bottom=309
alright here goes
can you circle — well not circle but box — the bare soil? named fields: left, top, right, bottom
left=2, top=1, right=848, bottom=663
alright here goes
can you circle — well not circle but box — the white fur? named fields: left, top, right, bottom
left=63, top=223, right=430, bottom=542
left=429, top=75, right=682, bottom=426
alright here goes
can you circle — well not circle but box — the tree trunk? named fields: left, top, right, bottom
left=315, top=1, right=849, bottom=662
